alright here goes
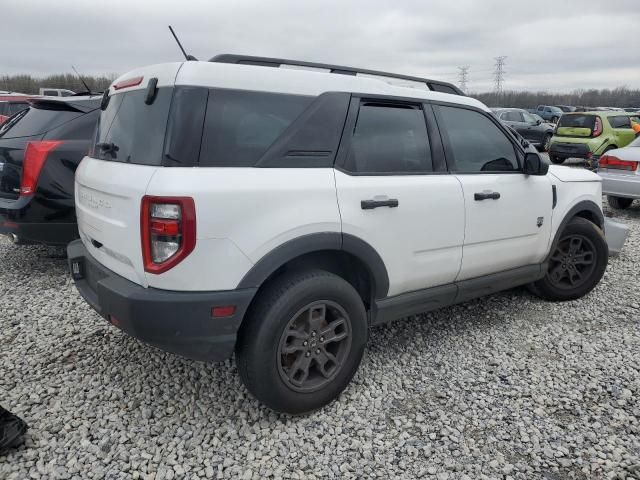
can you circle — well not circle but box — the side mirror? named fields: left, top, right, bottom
left=523, top=152, right=549, bottom=176
left=535, top=119, right=542, bottom=126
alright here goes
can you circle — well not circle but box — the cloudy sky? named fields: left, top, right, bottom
left=2, top=0, right=639, bottom=92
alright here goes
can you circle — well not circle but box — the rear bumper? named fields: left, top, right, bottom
left=67, top=240, right=257, bottom=362
left=0, top=196, right=78, bottom=245
left=599, top=171, right=640, bottom=199
left=549, top=142, right=593, bottom=160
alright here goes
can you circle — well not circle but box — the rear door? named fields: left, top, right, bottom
left=76, top=79, right=176, bottom=286
left=335, top=97, right=465, bottom=297
left=608, top=115, right=638, bottom=147
left=433, top=103, right=553, bottom=281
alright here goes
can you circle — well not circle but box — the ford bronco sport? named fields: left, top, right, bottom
left=68, top=55, right=608, bottom=414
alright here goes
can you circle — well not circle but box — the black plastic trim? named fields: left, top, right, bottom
left=237, top=232, right=390, bottom=299
left=373, top=264, right=544, bottom=326
left=552, top=185, right=557, bottom=209
left=210, top=54, right=464, bottom=96
left=546, top=200, right=605, bottom=260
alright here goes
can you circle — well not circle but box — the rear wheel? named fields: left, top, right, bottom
left=236, top=270, right=368, bottom=414
left=532, top=217, right=607, bottom=301
left=607, top=195, right=634, bottom=210
left=550, top=155, right=565, bottom=164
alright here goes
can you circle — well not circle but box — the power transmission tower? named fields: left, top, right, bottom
left=457, top=66, right=469, bottom=93
left=494, top=56, right=507, bottom=95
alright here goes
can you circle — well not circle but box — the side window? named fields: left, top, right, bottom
left=43, top=90, right=58, bottom=96
left=608, top=116, right=631, bottom=129
left=343, top=103, right=432, bottom=174
left=199, top=89, right=313, bottom=167
left=437, top=105, right=519, bottom=173
left=504, top=111, right=523, bottom=122
left=523, top=112, right=537, bottom=124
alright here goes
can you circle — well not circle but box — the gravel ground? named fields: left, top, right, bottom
left=1, top=198, right=639, bottom=480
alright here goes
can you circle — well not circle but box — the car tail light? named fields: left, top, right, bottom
left=20, top=140, right=63, bottom=196
left=141, top=196, right=196, bottom=274
left=592, top=117, right=603, bottom=137
left=599, top=155, right=638, bottom=171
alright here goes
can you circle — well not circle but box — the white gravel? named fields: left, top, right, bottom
left=1, top=198, right=639, bottom=480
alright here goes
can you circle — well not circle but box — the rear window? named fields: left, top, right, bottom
left=199, top=90, right=313, bottom=167
left=93, top=88, right=172, bottom=165
left=0, top=106, right=83, bottom=139
left=0, top=102, right=28, bottom=116
left=557, top=115, right=596, bottom=130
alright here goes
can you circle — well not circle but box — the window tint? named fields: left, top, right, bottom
left=523, top=112, right=538, bottom=124
left=45, top=110, right=99, bottom=140
left=0, top=106, right=82, bottom=139
left=93, top=88, right=172, bottom=165
left=43, top=90, right=58, bottom=96
left=608, top=116, right=631, bottom=129
left=558, top=115, right=596, bottom=129
left=438, top=106, right=519, bottom=172
left=344, top=103, right=432, bottom=174
left=503, top=111, right=523, bottom=122
left=200, top=90, right=313, bottom=167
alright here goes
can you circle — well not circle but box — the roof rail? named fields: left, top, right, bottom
left=209, top=54, right=464, bottom=96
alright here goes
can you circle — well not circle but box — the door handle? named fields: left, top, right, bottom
left=361, top=198, right=399, bottom=210
left=474, top=191, right=501, bottom=201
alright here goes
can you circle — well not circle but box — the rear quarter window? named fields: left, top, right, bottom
left=199, top=89, right=313, bottom=167
left=608, top=116, right=632, bottom=129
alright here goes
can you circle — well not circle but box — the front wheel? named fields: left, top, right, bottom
left=532, top=217, right=607, bottom=301
left=236, top=270, right=368, bottom=414
left=607, top=195, right=634, bottom=210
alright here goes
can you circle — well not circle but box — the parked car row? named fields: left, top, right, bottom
left=492, top=108, right=555, bottom=151
left=0, top=55, right=628, bottom=413
left=548, top=111, right=640, bottom=165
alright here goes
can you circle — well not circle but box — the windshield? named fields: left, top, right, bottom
left=0, top=106, right=83, bottom=139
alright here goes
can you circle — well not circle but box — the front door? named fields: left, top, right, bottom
left=335, top=98, right=465, bottom=297
left=434, top=104, right=553, bottom=281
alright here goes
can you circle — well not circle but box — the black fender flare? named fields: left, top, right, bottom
left=547, top=200, right=604, bottom=261
left=237, top=232, right=390, bottom=299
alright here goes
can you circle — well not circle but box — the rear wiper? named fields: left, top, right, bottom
left=95, top=142, right=119, bottom=155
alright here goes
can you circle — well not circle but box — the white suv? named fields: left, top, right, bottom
left=68, top=55, right=608, bottom=413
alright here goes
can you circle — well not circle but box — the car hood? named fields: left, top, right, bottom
left=548, top=165, right=602, bottom=182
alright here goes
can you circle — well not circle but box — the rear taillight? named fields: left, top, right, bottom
left=141, top=196, right=196, bottom=274
left=592, top=117, right=603, bottom=137
left=598, top=155, right=638, bottom=171
left=20, top=140, right=63, bottom=196
left=113, top=76, right=143, bottom=90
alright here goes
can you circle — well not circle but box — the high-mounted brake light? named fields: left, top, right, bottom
left=113, top=76, right=144, bottom=90
left=592, top=117, right=603, bottom=137
left=599, top=155, right=638, bottom=171
left=21, top=141, right=63, bottom=196
left=141, top=196, right=196, bottom=274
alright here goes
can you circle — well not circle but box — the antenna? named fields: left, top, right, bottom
left=494, top=56, right=507, bottom=95
left=71, top=65, right=92, bottom=94
left=169, top=26, right=198, bottom=61
left=457, top=65, right=469, bottom=93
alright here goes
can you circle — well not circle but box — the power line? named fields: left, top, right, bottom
left=457, top=65, right=470, bottom=93
left=494, top=56, right=507, bottom=95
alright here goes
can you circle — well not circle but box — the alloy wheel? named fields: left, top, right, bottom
left=547, top=234, right=597, bottom=290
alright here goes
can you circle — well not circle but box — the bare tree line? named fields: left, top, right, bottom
left=1, top=73, right=117, bottom=94
left=2, top=73, right=639, bottom=109
left=473, top=87, right=640, bottom=109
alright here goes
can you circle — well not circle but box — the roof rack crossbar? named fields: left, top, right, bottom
left=209, top=54, right=463, bottom=95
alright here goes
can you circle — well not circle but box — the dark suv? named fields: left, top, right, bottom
left=0, top=96, right=100, bottom=245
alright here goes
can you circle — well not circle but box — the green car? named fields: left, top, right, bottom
left=548, top=112, right=639, bottom=165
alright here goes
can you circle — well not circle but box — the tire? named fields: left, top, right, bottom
left=550, top=155, right=565, bottom=164
left=532, top=217, right=608, bottom=301
left=542, top=133, right=552, bottom=152
left=236, top=270, right=368, bottom=414
left=607, top=195, right=633, bottom=210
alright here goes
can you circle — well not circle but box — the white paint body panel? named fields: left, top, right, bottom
left=335, top=171, right=464, bottom=296
left=455, top=174, right=553, bottom=280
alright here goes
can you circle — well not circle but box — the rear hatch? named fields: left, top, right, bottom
left=0, top=99, right=95, bottom=200
left=75, top=63, right=183, bottom=286
left=555, top=114, right=597, bottom=138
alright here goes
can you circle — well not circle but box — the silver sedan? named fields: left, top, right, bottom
left=598, top=136, right=640, bottom=210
